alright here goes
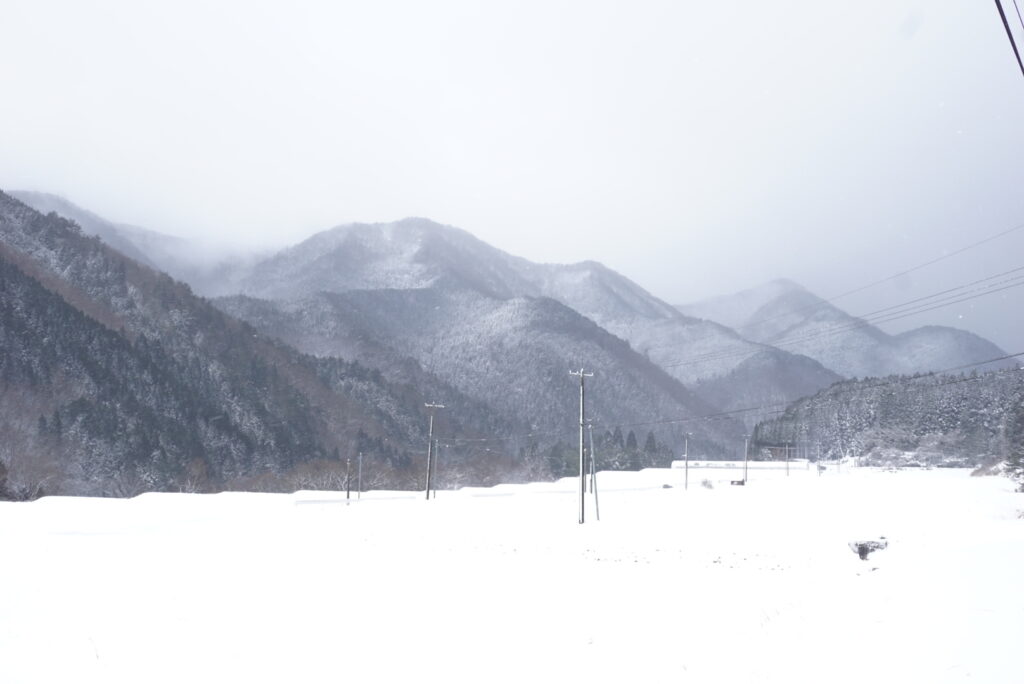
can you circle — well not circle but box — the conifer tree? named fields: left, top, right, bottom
left=1007, top=400, right=1024, bottom=481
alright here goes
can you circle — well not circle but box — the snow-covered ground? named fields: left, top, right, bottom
left=2, top=466, right=1022, bottom=683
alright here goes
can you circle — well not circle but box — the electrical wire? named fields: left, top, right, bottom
left=595, top=352, right=1024, bottom=435
left=754, top=364, right=1024, bottom=444
left=671, top=278, right=1024, bottom=369
left=433, top=352, right=1024, bottom=447
left=709, top=221, right=1024, bottom=336
left=995, top=0, right=1024, bottom=79
left=661, top=267, right=1024, bottom=369
left=424, top=228, right=1024, bottom=449
left=645, top=221, right=1024, bottom=363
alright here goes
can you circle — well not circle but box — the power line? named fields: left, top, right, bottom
left=425, top=352, right=1024, bottom=456
left=721, top=221, right=1024, bottom=337
left=756, top=365, right=1024, bottom=445
left=662, top=267, right=1024, bottom=369
left=688, top=271, right=1024, bottom=366
left=648, top=221, right=1024, bottom=365
left=594, top=352, right=1024, bottom=434
left=853, top=265, right=1024, bottom=320
left=736, top=278, right=1023, bottom=363
left=742, top=365, right=1024, bottom=442
left=440, top=426, right=574, bottom=445
left=995, top=0, right=1024, bottom=80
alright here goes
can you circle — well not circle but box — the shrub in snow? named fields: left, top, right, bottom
left=849, top=537, right=888, bottom=560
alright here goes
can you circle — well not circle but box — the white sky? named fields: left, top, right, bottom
left=2, top=1, right=1024, bottom=350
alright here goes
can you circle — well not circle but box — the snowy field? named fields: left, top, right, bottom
left=2, top=466, right=1022, bottom=683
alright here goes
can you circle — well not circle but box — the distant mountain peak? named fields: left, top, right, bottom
left=677, top=278, right=814, bottom=332
left=767, top=277, right=807, bottom=291
left=679, top=280, right=1008, bottom=378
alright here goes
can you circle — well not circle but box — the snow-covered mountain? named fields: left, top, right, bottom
left=8, top=199, right=754, bottom=452
left=12, top=197, right=835, bottom=406
left=0, top=190, right=526, bottom=496
left=219, top=268, right=744, bottom=453
left=9, top=191, right=256, bottom=295
left=16, top=196, right=905, bottom=428
left=10, top=190, right=167, bottom=269
left=235, top=218, right=839, bottom=399
left=678, top=279, right=1009, bottom=378
left=230, top=219, right=755, bottom=448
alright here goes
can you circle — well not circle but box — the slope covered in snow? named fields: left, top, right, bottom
left=0, top=190, right=516, bottom=496
left=7, top=199, right=843, bottom=412
left=2, top=467, right=1020, bottom=683
left=678, top=277, right=802, bottom=332
left=10, top=191, right=256, bottom=296
left=232, top=218, right=838, bottom=401
left=10, top=190, right=165, bottom=269
left=217, top=286, right=743, bottom=454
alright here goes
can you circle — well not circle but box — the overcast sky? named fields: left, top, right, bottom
left=2, top=1, right=1023, bottom=351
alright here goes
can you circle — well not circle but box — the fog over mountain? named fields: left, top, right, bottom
left=9, top=191, right=260, bottom=296
left=2, top=3, right=1022, bottom=353
left=4, top=7, right=1024, bottom=683
left=1, top=191, right=505, bottom=496
left=4, top=190, right=764, bottom=498
left=2, top=181, right=1020, bottom=496
left=15, top=191, right=1011, bottom=421
left=679, top=279, right=1011, bottom=379
left=220, top=218, right=849, bottom=425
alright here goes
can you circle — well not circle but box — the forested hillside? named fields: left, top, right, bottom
left=0, top=191, right=520, bottom=498
left=753, top=365, right=1024, bottom=467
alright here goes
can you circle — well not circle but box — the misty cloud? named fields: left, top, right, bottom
left=1, top=0, right=1022, bottom=349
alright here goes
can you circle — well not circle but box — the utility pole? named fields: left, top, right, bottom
left=743, top=434, right=749, bottom=483
left=432, top=439, right=440, bottom=498
left=684, top=432, right=692, bottom=490
left=346, top=457, right=351, bottom=502
left=357, top=452, right=363, bottom=499
left=570, top=369, right=593, bottom=524
left=786, top=442, right=790, bottom=476
left=586, top=422, right=600, bottom=521
left=586, top=423, right=594, bottom=494
left=424, top=402, right=445, bottom=501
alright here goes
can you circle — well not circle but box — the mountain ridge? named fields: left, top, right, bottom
left=5, top=197, right=852, bottom=430
left=233, top=217, right=840, bottom=393
left=12, top=192, right=1007, bottom=445
left=0, top=190, right=529, bottom=497
left=678, top=279, right=1010, bottom=379
left=219, top=216, right=846, bottom=431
